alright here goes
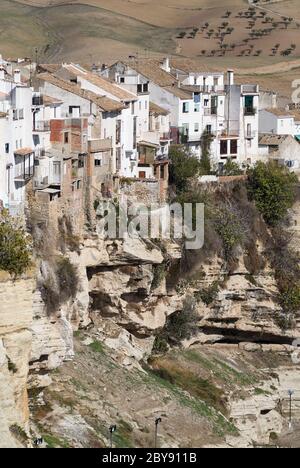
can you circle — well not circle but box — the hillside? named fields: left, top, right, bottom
left=1, top=0, right=299, bottom=69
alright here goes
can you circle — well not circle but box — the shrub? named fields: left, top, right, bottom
left=248, top=162, right=297, bottom=226
left=196, top=281, right=219, bottom=305
left=56, top=257, right=79, bottom=303
left=152, top=336, right=169, bottom=355
left=222, top=159, right=243, bottom=176
left=163, top=296, right=199, bottom=345
left=0, top=211, right=31, bottom=277
left=279, top=286, right=300, bottom=314
left=214, top=207, right=245, bottom=261
left=40, top=257, right=79, bottom=314
left=169, top=145, right=201, bottom=193
left=151, top=264, right=166, bottom=290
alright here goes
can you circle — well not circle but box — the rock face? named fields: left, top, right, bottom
left=0, top=272, right=34, bottom=448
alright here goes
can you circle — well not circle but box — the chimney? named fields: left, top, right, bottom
left=0, top=66, right=5, bottom=81
left=227, top=69, right=234, bottom=86
left=162, top=57, right=170, bottom=73
left=14, top=69, right=21, bottom=84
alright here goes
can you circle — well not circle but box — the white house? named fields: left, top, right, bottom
left=102, top=60, right=259, bottom=168
left=258, top=133, right=300, bottom=172
left=0, top=66, right=33, bottom=215
left=259, top=108, right=297, bottom=136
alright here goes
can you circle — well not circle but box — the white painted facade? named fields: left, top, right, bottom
left=0, top=68, right=33, bottom=214
left=259, top=109, right=296, bottom=136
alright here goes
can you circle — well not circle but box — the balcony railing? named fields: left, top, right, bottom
left=244, top=107, right=257, bottom=116
left=160, top=132, right=171, bottom=141
left=14, top=163, right=34, bottom=181
left=33, top=121, right=51, bottom=132
left=204, top=107, right=218, bottom=116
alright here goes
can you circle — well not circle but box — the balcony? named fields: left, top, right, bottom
left=33, top=121, right=51, bottom=132
left=245, top=130, right=257, bottom=139
left=242, top=84, right=259, bottom=95
left=204, top=107, right=218, bottom=116
left=88, top=138, right=112, bottom=153
left=244, top=107, right=257, bottom=116
left=160, top=132, right=172, bottom=142
left=14, top=162, right=34, bottom=181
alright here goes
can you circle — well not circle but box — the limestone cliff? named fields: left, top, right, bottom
left=0, top=271, right=34, bottom=448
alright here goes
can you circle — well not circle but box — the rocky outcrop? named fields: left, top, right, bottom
left=0, top=271, right=35, bottom=448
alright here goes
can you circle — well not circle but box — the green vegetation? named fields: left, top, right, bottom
left=142, top=361, right=238, bottom=437
left=40, top=257, right=79, bottom=314
left=214, top=207, right=245, bottom=261
left=184, top=351, right=258, bottom=387
left=195, top=281, right=219, bottom=305
left=248, top=162, right=297, bottom=226
left=43, top=433, right=70, bottom=448
left=151, top=264, right=166, bottom=290
left=169, top=145, right=201, bottom=193
left=157, top=296, right=199, bottom=346
left=113, top=420, right=134, bottom=448
left=222, top=159, right=244, bottom=176
left=0, top=211, right=31, bottom=277
left=199, top=132, right=214, bottom=175
left=88, top=340, right=106, bottom=355
left=9, top=424, right=28, bottom=444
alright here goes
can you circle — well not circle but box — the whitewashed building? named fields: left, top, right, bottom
left=103, top=59, right=259, bottom=169
left=0, top=66, right=33, bottom=214
left=259, top=108, right=298, bottom=136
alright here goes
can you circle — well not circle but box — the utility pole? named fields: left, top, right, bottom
left=109, top=425, right=117, bottom=448
left=154, top=417, right=162, bottom=448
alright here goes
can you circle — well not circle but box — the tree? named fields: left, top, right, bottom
left=200, top=131, right=214, bottom=175
left=0, top=211, right=31, bottom=277
left=247, top=162, right=298, bottom=226
left=169, top=145, right=201, bottom=193
left=222, top=159, right=243, bottom=176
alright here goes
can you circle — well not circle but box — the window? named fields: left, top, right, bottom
left=95, top=158, right=102, bottom=167
left=204, top=99, right=209, bottom=107
left=194, top=103, right=200, bottom=112
left=230, top=139, right=238, bottom=155
left=116, top=120, right=121, bottom=144
left=19, top=109, right=24, bottom=120
left=220, top=140, right=228, bottom=155
left=206, top=124, right=212, bottom=134
left=64, top=132, right=69, bottom=144
left=194, top=76, right=197, bottom=85
left=5, top=143, right=9, bottom=154
left=120, top=77, right=125, bottom=83
left=194, top=123, right=199, bottom=132
left=145, top=101, right=148, bottom=110
left=133, top=117, right=137, bottom=149
left=15, top=140, right=18, bottom=150
left=13, top=109, right=18, bottom=120
left=139, top=101, right=142, bottom=111
left=79, top=158, right=85, bottom=168
left=247, top=123, right=252, bottom=137
left=182, top=102, right=189, bottom=113
left=19, top=139, right=22, bottom=148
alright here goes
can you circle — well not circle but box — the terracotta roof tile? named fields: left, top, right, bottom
left=64, top=64, right=137, bottom=102
left=149, top=102, right=169, bottom=116
left=37, top=73, right=125, bottom=113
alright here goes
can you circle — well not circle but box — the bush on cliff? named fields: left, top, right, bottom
left=169, top=145, right=201, bottom=193
left=248, top=162, right=297, bottom=226
left=0, top=211, right=31, bottom=277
